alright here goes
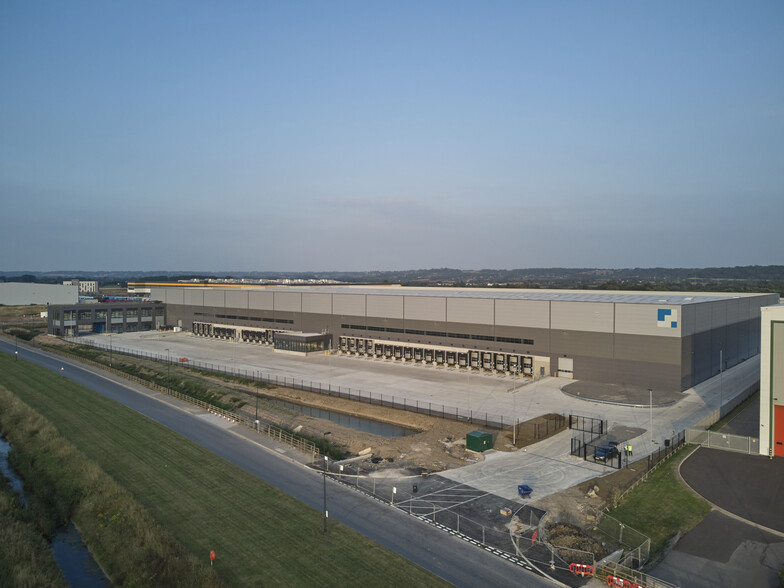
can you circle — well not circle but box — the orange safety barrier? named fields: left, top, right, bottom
left=569, top=563, right=594, bottom=577
left=606, top=576, right=632, bottom=588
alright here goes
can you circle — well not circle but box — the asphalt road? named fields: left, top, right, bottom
left=0, top=339, right=551, bottom=588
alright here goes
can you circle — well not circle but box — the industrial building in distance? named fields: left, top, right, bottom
left=146, top=283, right=778, bottom=392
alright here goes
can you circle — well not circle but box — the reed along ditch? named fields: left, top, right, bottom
left=0, top=435, right=110, bottom=588
left=262, top=397, right=418, bottom=437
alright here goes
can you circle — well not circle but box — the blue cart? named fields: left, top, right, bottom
left=518, top=484, right=533, bottom=499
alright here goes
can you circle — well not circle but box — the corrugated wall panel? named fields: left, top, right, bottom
left=551, top=301, right=613, bottom=333
left=184, top=289, right=204, bottom=307
left=404, top=296, right=446, bottom=322
left=726, top=299, right=739, bottom=328
left=694, top=303, right=712, bottom=334
left=275, top=292, right=302, bottom=313
left=495, top=299, right=550, bottom=328
left=225, top=290, right=249, bottom=310
left=711, top=300, right=728, bottom=329
left=367, top=295, right=403, bottom=319
left=302, top=293, right=332, bottom=314
left=681, top=305, right=697, bottom=337
left=248, top=290, right=274, bottom=311
left=168, top=287, right=185, bottom=305
left=446, top=298, right=493, bottom=325
left=204, top=289, right=225, bottom=308
left=333, top=294, right=365, bottom=316
left=615, top=303, right=681, bottom=338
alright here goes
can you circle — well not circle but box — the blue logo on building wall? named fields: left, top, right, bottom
left=657, top=308, right=678, bottom=328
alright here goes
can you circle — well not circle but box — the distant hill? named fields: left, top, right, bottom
left=2, top=266, right=784, bottom=295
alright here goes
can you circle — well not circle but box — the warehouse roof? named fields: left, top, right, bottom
left=152, top=284, right=760, bottom=305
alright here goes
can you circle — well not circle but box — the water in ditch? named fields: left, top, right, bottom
left=0, top=435, right=110, bottom=587
left=263, top=397, right=417, bottom=437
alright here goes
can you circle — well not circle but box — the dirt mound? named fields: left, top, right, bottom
left=546, top=522, right=608, bottom=559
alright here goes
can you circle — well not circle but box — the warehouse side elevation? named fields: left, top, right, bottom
left=151, top=285, right=778, bottom=392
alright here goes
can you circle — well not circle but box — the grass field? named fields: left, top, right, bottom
left=604, top=445, right=711, bottom=561
left=0, top=352, right=450, bottom=587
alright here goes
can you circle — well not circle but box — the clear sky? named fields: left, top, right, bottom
left=1, top=1, right=783, bottom=272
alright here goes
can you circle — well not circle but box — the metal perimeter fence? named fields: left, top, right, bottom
left=44, top=347, right=321, bottom=459
left=685, top=428, right=760, bottom=454
left=322, top=468, right=589, bottom=586
left=63, top=336, right=549, bottom=433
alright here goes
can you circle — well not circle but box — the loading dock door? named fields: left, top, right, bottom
left=776, top=405, right=784, bottom=458
left=558, top=357, right=574, bottom=379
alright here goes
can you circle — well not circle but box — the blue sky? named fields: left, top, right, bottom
left=1, top=1, right=783, bottom=272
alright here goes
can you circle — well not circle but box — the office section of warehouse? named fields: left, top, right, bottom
left=148, top=284, right=778, bottom=392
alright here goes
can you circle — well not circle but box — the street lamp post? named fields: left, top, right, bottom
left=165, top=348, right=170, bottom=380
left=109, top=333, right=112, bottom=368
left=648, top=388, right=653, bottom=449
left=255, top=370, right=259, bottom=422
left=719, top=349, right=724, bottom=418
left=512, top=366, right=518, bottom=446
left=14, top=335, right=18, bottom=361
left=323, top=432, right=331, bottom=533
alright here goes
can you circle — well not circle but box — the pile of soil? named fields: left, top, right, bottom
left=546, top=522, right=608, bottom=559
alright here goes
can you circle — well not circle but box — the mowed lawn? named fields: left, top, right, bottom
left=0, top=353, right=449, bottom=587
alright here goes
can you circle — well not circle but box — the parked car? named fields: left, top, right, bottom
left=593, top=445, right=619, bottom=462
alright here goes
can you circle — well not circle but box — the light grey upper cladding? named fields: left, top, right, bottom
left=405, top=296, right=446, bottom=322
left=447, top=297, right=494, bottom=325
left=274, top=291, right=302, bottom=313
left=551, top=301, right=614, bottom=333
left=495, top=299, right=550, bottom=328
left=249, top=290, right=274, bottom=310
left=225, top=289, right=248, bottom=309
left=302, top=292, right=331, bottom=314
left=333, top=293, right=364, bottom=316
left=367, top=294, right=403, bottom=319
left=0, top=282, right=78, bottom=306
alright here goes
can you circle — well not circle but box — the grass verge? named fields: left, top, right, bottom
left=602, top=445, right=711, bottom=562
left=0, top=352, right=449, bottom=587
left=0, top=385, right=222, bottom=587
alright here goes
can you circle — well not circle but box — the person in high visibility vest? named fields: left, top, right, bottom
left=627, top=444, right=633, bottom=456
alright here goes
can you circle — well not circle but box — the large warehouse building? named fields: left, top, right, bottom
left=151, top=284, right=778, bottom=392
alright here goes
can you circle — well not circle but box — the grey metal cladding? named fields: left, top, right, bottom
left=225, top=289, right=249, bottom=310
left=248, top=290, right=274, bottom=311
left=404, top=296, right=446, bottom=322
left=680, top=305, right=697, bottom=337
left=203, top=289, right=225, bottom=308
left=274, top=292, right=302, bottom=313
left=302, top=293, right=332, bottom=315
left=446, top=297, right=493, bottom=325
left=184, top=288, right=204, bottom=307
left=614, top=333, right=681, bottom=365
left=367, top=295, right=403, bottom=320
left=164, top=287, right=184, bottom=305
left=494, top=299, right=550, bottom=329
left=615, top=303, right=680, bottom=338
left=550, top=330, right=614, bottom=359
left=333, top=294, right=365, bottom=316
left=551, top=301, right=613, bottom=333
